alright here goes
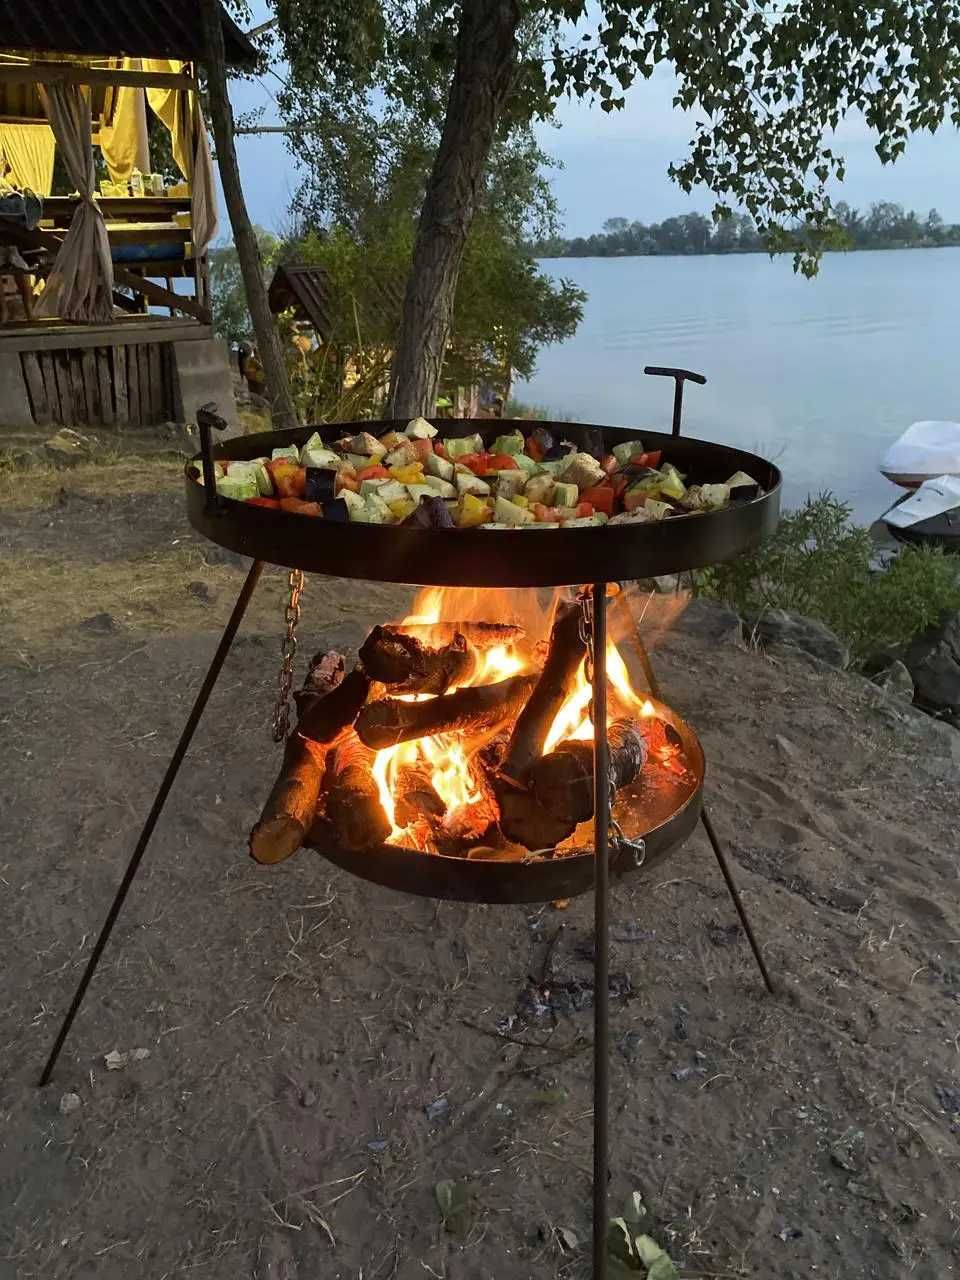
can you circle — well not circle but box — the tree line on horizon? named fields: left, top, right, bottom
left=529, top=202, right=960, bottom=259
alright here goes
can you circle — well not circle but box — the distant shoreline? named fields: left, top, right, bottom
left=533, top=241, right=960, bottom=261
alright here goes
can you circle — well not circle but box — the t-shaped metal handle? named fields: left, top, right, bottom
left=197, top=402, right=228, bottom=511
left=643, top=366, right=707, bottom=438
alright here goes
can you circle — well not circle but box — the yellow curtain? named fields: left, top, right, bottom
left=145, top=58, right=218, bottom=253
left=0, top=123, right=56, bottom=195
left=99, top=58, right=150, bottom=184
left=145, top=58, right=192, bottom=177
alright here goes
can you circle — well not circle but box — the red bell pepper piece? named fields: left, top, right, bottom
left=601, top=454, right=619, bottom=475
left=459, top=452, right=491, bottom=475
left=579, top=485, right=615, bottom=516
left=246, top=496, right=281, bottom=508
left=573, top=502, right=595, bottom=519
left=278, top=497, right=322, bottom=516
left=526, top=436, right=545, bottom=463
left=487, top=452, right=519, bottom=470
left=335, top=472, right=359, bottom=494
left=357, top=464, right=391, bottom=482
left=631, top=450, right=662, bottom=470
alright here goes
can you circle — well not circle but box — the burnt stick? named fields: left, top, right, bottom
left=356, top=674, right=536, bottom=750
left=359, top=625, right=473, bottom=694
left=394, top=621, right=524, bottom=649
left=250, top=658, right=370, bottom=865
left=325, top=732, right=391, bottom=849
left=500, top=601, right=586, bottom=783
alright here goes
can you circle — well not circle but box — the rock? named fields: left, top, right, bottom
left=862, top=644, right=904, bottom=678
left=187, top=580, right=216, bottom=604
left=201, top=545, right=249, bottom=570
left=872, top=660, right=915, bottom=701
left=45, top=428, right=95, bottom=464
left=59, top=1092, right=81, bottom=1116
left=904, top=611, right=960, bottom=713
left=747, top=609, right=849, bottom=669
left=677, top=597, right=743, bottom=645
left=914, top=716, right=960, bottom=765
left=79, top=612, right=119, bottom=634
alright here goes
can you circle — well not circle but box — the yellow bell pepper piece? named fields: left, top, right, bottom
left=389, top=462, right=425, bottom=485
left=457, top=492, right=492, bottom=528
left=388, top=497, right=417, bottom=522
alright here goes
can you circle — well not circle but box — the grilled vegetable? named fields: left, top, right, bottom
left=457, top=493, right=492, bottom=527
left=405, top=417, right=438, bottom=439
left=304, top=467, right=338, bottom=503
left=424, top=451, right=455, bottom=483
left=272, top=445, right=300, bottom=463
left=455, top=470, right=491, bottom=497
left=612, top=439, right=647, bottom=466
left=445, top=434, right=484, bottom=460
left=323, top=497, right=351, bottom=521
left=559, top=451, right=605, bottom=490
left=405, top=495, right=456, bottom=529
left=493, top=495, right=535, bottom=525
left=492, top=430, right=525, bottom=456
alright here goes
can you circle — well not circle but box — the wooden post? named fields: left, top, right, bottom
left=198, top=4, right=298, bottom=430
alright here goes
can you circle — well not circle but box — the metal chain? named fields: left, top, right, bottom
left=577, top=588, right=646, bottom=873
left=272, top=569, right=305, bottom=742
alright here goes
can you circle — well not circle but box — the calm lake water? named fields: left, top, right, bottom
left=520, top=248, right=960, bottom=523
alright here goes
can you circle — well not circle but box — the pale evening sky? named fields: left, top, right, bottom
left=226, top=7, right=960, bottom=240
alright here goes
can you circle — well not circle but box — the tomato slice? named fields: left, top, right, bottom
left=357, top=464, right=391, bottom=482
left=573, top=502, right=595, bottom=519
left=488, top=452, right=519, bottom=470
left=579, top=485, right=615, bottom=515
left=532, top=502, right=562, bottom=523
left=630, top=450, right=663, bottom=469
left=526, top=436, right=545, bottom=463
left=335, top=472, right=359, bottom=494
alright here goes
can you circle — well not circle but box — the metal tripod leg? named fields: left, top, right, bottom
left=38, top=559, right=265, bottom=1087
left=620, top=596, right=776, bottom=995
left=590, top=582, right=611, bottom=1280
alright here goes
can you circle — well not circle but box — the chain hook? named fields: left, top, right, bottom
left=272, top=568, right=305, bottom=742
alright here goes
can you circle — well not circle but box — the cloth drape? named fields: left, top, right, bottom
left=0, top=123, right=56, bottom=195
left=146, top=59, right=218, bottom=254
left=36, top=83, right=114, bottom=323
left=99, top=59, right=150, bottom=184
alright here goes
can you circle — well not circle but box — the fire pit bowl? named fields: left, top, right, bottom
left=186, top=418, right=781, bottom=588
left=307, top=692, right=704, bottom=904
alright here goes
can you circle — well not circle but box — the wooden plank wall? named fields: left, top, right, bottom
left=19, top=343, right=175, bottom=429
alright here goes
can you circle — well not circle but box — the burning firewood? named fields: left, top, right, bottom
left=394, top=621, right=524, bottom=649
left=394, top=764, right=446, bottom=828
left=249, top=653, right=371, bottom=866
left=325, top=731, right=391, bottom=849
left=500, top=601, right=586, bottom=783
left=356, top=673, right=536, bottom=750
left=530, top=719, right=647, bottom=826
left=499, top=720, right=647, bottom=850
left=359, top=624, right=473, bottom=694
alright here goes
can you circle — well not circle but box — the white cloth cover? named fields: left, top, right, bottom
left=881, top=421, right=960, bottom=484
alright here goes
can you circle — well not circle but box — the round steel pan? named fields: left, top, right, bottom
left=307, top=696, right=704, bottom=905
left=186, top=419, right=780, bottom=588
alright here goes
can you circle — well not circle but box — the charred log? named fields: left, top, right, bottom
left=498, top=720, right=647, bottom=851
left=326, top=732, right=391, bottom=850
left=359, top=625, right=473, bottom=694
left=297, top=667, right=371, bottom=743
left=395, top=621, right=524, bottom=649
left=356, top=673, right=535, bottom=749
left=394, top=764, right=446, bottom=828
left=530, top=720, right=647, bottom=826
left=501, top=601, right=585, bottom=782
left=249, top=736, right=328, bottom=866
left=250, top=651, right=368, bottom=866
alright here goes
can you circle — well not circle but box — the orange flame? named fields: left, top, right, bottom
left=370, top=586, right=659, bottom=847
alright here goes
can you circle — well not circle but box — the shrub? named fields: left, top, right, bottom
left=698, top=493, right=960, bottom=664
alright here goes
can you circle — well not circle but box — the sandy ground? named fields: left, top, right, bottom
left=1, top=456, right=960, bottom=1280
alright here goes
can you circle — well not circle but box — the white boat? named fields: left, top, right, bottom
left=880, top=420, right=960, bottom=488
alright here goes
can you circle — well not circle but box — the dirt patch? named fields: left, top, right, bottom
left=1, top=459, right=959, bottom=1279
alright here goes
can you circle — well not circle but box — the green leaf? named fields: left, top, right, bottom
left=435, top=1180, right=473, bottom=1238
left=635, top=1234, right=679, bottom=1278
left=607, top=1218, right=640, bottom=1268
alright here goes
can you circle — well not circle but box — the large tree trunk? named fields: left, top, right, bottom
left=389, top=0, right=521, bottom=418
left=199, top=0, right=299, bottom=431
